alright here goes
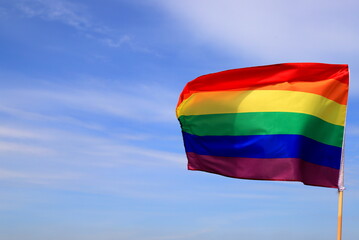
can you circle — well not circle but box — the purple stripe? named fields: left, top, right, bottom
left=187, top=152, right=339, bottom=188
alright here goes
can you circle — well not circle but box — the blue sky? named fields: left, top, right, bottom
left=0, top=0, right=359, bottom=239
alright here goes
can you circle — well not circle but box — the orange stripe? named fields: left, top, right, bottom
left=178, top=78, right=348, bottom=106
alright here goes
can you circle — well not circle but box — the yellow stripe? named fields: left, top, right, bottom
left=176, top=90, right=346, bottom=126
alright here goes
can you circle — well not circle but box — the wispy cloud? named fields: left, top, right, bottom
left=0, top=141, right=53, bottom=155
left=0, top=123, right=181, bottom=167
left=148, top=228, right=213, bottom=240
left=0, top=83, right=176, bottom=124
left=0, top=126, right=51, bottom=140
left=17, top=0, right=91, bottom=30
left=101, top=35, right=132, bottom=48
left=15, top=0, right=151, bottom=52
left=0, top=167, right=80, bottom=182
left=0, top=74, right=182, bottom=194
left=81, top=143, right=183, bottom=167
left=0, top=105, right=104, bottom=130
left=0, top=124, right=183, bottom=194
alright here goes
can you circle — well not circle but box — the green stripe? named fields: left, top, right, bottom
left=179, top=112, right=344, bottom=147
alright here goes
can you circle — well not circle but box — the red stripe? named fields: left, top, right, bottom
left=178, top=63, right=349, bottom=106
left=187, top=152, right=339, bottom=188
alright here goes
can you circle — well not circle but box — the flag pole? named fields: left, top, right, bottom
left=337, top=190, right=344, bottom=240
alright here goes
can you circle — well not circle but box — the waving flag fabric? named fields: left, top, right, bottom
left=176, top=63, right=349, bottom=188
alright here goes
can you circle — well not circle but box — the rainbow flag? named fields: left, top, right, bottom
left=176, top=63, right=349, bottom=189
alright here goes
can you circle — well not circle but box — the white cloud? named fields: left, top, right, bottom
left=0, top=77, right=183, bottom=196
left=0, top=105, right=104, bottom=130
left=157, top=0, right=359, bottom=62
left=0, top=141, right=53, bottom=155
left=80, top=143, right=183, bottom=167
left=0, top=167, right=80, bottom=182
left=0, top=123, right=182, bottom=174
left=156, top=0, right=359, bottom=95
left=0, top=126, right=51, bottom=140
left=148, top=228, right=212, bottom=240
left=0, top=83, right=177, bottom=124
left=0, top=122, right=183, bottom=194
left=0, top=75, right=182, bottom=195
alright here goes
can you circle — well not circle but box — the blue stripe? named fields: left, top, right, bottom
left=182, top=132, right=342, bottom=169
